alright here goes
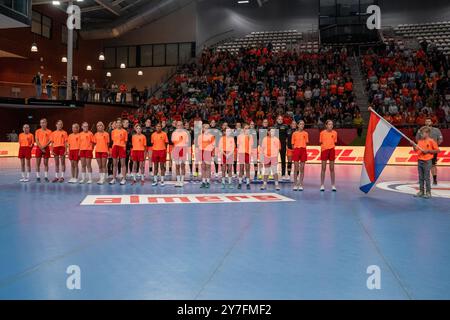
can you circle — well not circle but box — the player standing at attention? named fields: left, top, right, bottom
left=413, top=126, right=440, bottom=198
left=172, top=121, right=190, bottom=188
left=35, top=118, right=52, bottom=183
left=94, top=121, right=110, bottom=184
left=237, top=123, right=253, bottom=190
left=79, top=122, right=95, bottom=184
left=50, top=120, right=68, bottom=183
left=131, top=124, right=147, bottom=185
left=274, top=115, right=288, bottom=180
left=142, top=119, right=154, bottom=179
left=256, top=119, right=269, bottom=181
left=110, top=118, right=128, bottom=185
left=67, top=123, right=81, bottom=183
left=198, top=123, right=215, bottom=188
left=291, top=120, right=309, bottom=191
left=319, top=120, right=337, bottom=191
left=286, top=120, right=297, bottom=180
left=219, top=124, right=235, bottom=189
left=151, top=123, right=169, bottom=186
left=260, top=127, right=281, bottom=191
left=18, top=124, right=34, bottom=182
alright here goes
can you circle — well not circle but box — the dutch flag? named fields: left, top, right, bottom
left=359, top=109, right=404, bottom=193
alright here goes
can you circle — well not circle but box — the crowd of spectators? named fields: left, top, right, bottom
left=362, top=41, right=450, bottom=128
left=122, top=45, right=361, bottom=129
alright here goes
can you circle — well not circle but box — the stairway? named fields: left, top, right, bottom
left=348, top=55, right=370, bottom=123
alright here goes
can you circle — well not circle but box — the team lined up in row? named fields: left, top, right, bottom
left=17, top=117, right=339, bottom=191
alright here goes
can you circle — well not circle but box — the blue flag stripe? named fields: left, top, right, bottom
left=373, top=128, right=403, bottom=180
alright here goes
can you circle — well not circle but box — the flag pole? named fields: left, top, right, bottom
left=368, top=107, right=418, bottom=147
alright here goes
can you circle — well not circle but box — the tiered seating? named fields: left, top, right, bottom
left=394, top=21, right=450, bottom=55
left=216, top=30, right=302, bottom=53
left=298, top=41, right=319, bottom=53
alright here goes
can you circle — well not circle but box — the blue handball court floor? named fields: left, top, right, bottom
left=0, top=158, right=449, bottom=300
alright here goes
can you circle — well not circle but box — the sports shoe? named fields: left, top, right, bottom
left=59, top=177, right=64, bottom=183
left=200, top=182, right=206, bottom=188
left=36, top=177, right=41, bottom=183
left=120, top=178, right=126, bottom=185
left=23, top=178, right=30, bottom=183
left=160, top=181, right=165, bottom=187
left=246, top=184, right=251, bottom=190
left=331, top=186, right=337, bottom=192
left=423, top=192, right=432, bottom=199
left=152, top=181, right=158, bottom=186
left=320, top=185, right=325, bottom=192
left=86, top=179, right=93, bottom=184
left=414, top=191, right=424, bottom=197
left=52, top=177, right=59, bottom=183
left=131, top=180, right=137, bottom=185
left=237, top=183, right=242, bottom=189
left=206, top=182, right=210, bottom=188
left=19, top=178, right=25, bottom=182
left=228, top=184, right=233, bottom=189
left=298, top=186, right=304, bottom=191
left=79, top=178, right=85, bottom=184
left=260, top=184, right=267, bottom=190
left=293, top=186, right=298, bottom=191
left=275, top=185, right=281, bottom=191
left=44, top=177, right=50, bottom=183
left=140, top=179, right=145, bottom=186
left=109, top=179, right=116, bottom=185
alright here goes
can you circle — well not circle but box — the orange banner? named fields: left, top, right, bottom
left=1, top=143, right=449, bottom=166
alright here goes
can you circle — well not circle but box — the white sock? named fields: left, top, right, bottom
left=26, top=172, right=30, bottom=178
left=206, top=178, right=210, bottom=183
left=44, top=171, right=48, bottom=178
left=55, top=172, right=59, bottom=178
left=202, top=178, right=206, bottom=183
left=180, top=176, right=184, bottom=183
left=161, top=176, right=164, bottom=182
left=36, top=172, right=40, bottom=178
left=81, top=172, right=86, bottom=180
left=61, top=172, right=64, bottom=178
left=153, top=176, right=157, bottom=182
left=132, top=174, right=136, bottom=180
left=177, top=176, right=180, bottom=182
left=275, top=181, right=279, bottom=186
left=222, top=177, right=226, bottom=184
left=21, top=172, right=25, bottom=178
left=238, top=177, right=242, bottom=184
left=228, top=176, right=232, bottom=184
left=246, top=179, right=250, bottom=185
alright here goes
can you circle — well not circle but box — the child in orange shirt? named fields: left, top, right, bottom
left=110, top=118, right=128, bottom=185
left=413, top=127, right=440, bottom=198
left=218, top=124, right=235, bottom=189
left=131, top=124, right=147, bottom=185
left=51, top=120, right=68, bottom=183
left=260, top=127, right=281, bottom=191
left=35, top=118, right=52, bottom=183
left=319, top=120, right=337, bottom=191
left=198, top=123, right=215, bottom=188
left=18, top=124, right=34, bottom=182
left=171, top=121, right=190, bottom=187
left=79, top=122, right=95, bottom=184
left=237, top=124, right=254, bottom=190
left=67, top=123, right=80, bottom=183
left=94, top=121, right=110, bottom=184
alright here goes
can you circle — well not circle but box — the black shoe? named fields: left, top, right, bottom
left=206, top=182, right=210, bottom=189
left=246, top=184, right=251, bottom=190
left=433, top=178, right=437, bottom=185
left=36, top=177, right=41, bottom=183
left=200, top=182, right=206, bottom=188
left=44, top=177, right=50, bottom=183
left=237, top=184, right=242, bottom=189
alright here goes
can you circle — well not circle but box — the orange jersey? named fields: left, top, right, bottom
left=416, top=138, right=439, bottom=161
left=261, top=136, right=281, bottom=157
left=79, top=131, right=95, bottom=151
left=111, top=128, right=128, bottom=148
left=35, top=128, right=52, bottom=147
left=198, top=133, right=215, bottom=151
left=291, top=131, right=309, bottom=148
left=219, top=135, right=236, bottom=153
left=172, top=130, right=190, bottom=147
left=132, top=134, right=147, bottom=151
left=67, top=133, right=81, bottom=150
left=319, top=130, right=337, bottom=150
left=237, top=134, right=254, bottom=154
left=51, top=130, right=68, bottom=148
left=94, top=132, right=110, bottom=153
left=151, top=131, right=169, bottom=151
left=18, top=133, right=34, bottom=147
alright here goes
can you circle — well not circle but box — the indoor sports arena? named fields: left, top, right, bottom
left=0, top=0, right=449, bottom=305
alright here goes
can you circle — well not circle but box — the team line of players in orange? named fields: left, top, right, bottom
left=16, top=118, right=339, bottom=191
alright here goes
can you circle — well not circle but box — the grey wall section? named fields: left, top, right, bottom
left=379, top=0, right=450, bottom=26
left=196, top=0, right=317, bottom=48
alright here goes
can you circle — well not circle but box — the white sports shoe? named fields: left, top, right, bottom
left=332, top=186, right=337, bottom=192
left=86, top=179, right=93, bottom=184
left=23, top=178, right=30, bottom=182
left=19, top=178, right=25, bottom=182
left=320, top=185, right=325, bottom=192
left=79, top=178, right=85, bottom=184
left=120, top=178, right=126, bottom=185
left=109, top=178, right=116, bottom=185
left=298, top=186, right=304, bottom=191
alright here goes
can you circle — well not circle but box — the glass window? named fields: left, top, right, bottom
left=166, top=44, right=178, bottom=65
left=140, top=45, right=152, bottom=66
left=42, top=15, right=52, bottom=38
left=104, top=47, right=116, bottom=69
left=31, top=11, right=41, bottom=35
left=153, top=44, right=165, bottom=66
left=179, top=43, right=192, bottom=64
left=128, top=46, right=136, bottom=67
left=116, top=46, right=128, bottom=68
